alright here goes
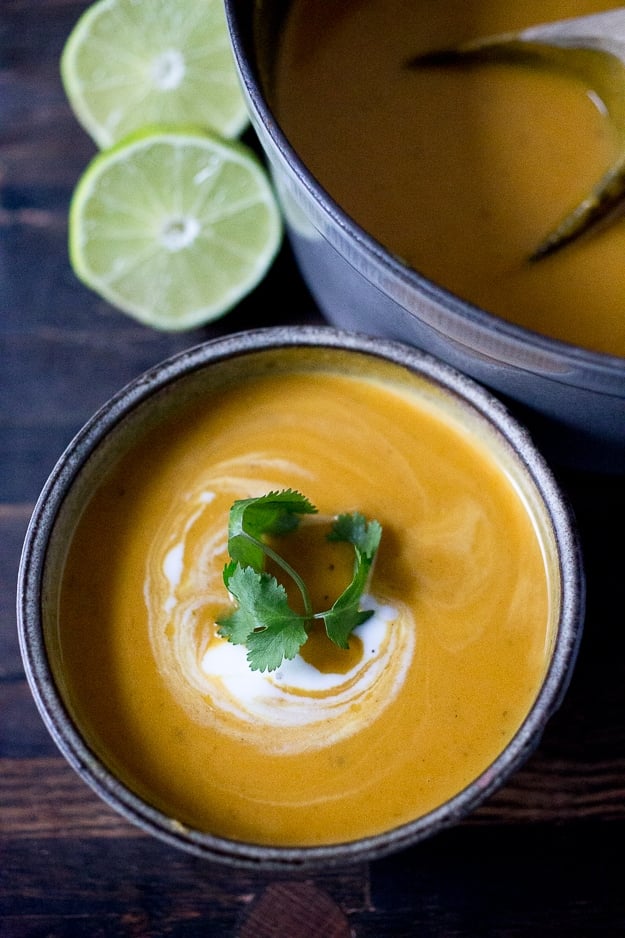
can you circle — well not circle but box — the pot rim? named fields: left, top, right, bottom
left=16, top=325, right=585, bottom=869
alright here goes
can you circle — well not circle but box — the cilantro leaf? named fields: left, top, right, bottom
left=219, top=490, right=383, bottom=672
left=217, top=562, right=308, bottom=671
left=217, top=561, right=262, bottom=644
left=246, top=616, right=309, bottom=673
left=323, top=513, right=382, bottom=647
left=227, top=489, right=317, bottom=571
left=328, top=512, right=383, bottom=559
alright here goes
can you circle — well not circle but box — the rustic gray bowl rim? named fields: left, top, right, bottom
left=17, top=326, right=585, bottom=870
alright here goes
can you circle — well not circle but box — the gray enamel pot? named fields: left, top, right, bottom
left=224, top=0, right=625, bottom=473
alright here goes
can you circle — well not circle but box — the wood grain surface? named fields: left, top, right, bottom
left=2, top=2, right=625, bottom=934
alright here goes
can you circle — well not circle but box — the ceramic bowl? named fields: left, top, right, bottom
left=17, top=327, right=584, bottom=869
left=224, top=0, right=625, bottom=474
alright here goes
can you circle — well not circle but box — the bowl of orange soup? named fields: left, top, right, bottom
left=18, top=327, right=583, bottom=868
left=224, top=0, right=625, bottom=473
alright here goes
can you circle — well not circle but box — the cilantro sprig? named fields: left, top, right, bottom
left=216, top=489, right=382, bottom=672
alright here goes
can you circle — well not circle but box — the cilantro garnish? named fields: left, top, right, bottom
left=216, top=489, right=382, bottom=672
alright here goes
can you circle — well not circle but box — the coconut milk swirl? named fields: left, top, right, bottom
left=144, top=456, right=416, bottom=755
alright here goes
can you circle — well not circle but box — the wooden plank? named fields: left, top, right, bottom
left=366, top=823, right=625, bottom=936
left=2, top=836, right=368, bottom=937
left=1, top=757, right=142, bottom=839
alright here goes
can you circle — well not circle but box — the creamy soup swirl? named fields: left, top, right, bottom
left=144, top=460, right=416, bottom=755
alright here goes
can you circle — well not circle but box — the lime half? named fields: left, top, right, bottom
left=61, top=0, right=249, bottom=148
left=68, top=128, right=283, bottom=330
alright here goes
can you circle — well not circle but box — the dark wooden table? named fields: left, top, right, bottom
left=2, top=2, right=625, bottom=935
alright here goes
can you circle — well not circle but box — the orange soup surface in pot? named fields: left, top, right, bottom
left=55, top=352, right=556, bottom=846
left=273, top=0, right=625, bottom=356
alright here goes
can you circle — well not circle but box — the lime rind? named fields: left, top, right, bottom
left=61, top=0, right=249, bottom=148
left=68, top=128, right=283, bottom=331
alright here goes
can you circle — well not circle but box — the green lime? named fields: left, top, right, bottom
left=68, top=127, right=283, bottom=330
left=61, top=0, right=249, bottom=149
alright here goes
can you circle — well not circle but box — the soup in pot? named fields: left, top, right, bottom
left=273, top=0, right=625, bottom=356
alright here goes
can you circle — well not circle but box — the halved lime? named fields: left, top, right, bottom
left=68, top=128, right=283, bottom=330
left=61, top=0, right=249, bottom=148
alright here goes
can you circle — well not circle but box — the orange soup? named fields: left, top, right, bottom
left=273, top=0, right=625, bottom=356
left=54, top=349, right=556, bottom=846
